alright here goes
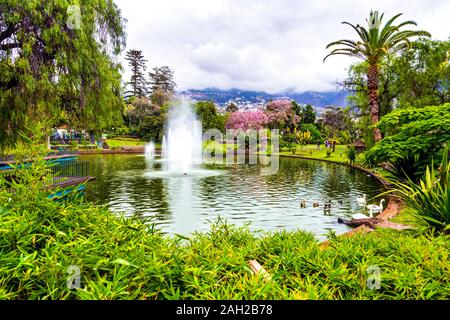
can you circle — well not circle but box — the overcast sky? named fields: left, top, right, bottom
left=114, top=0, right=449, bottom=93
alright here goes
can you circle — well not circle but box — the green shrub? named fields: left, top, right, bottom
left=288, top=143, right=297, bottom=154
left=345, top=146, right=357, bottom=164
left=69, top=140, right=78, bottom=151
left=80, top=138, right=88, bottom=146
left=366, top=103, right=450, bottom=167
left=384, top=154, right=428, bottom=183
left=383, top=146, right=450, bottom=233
left=114, top=126, right=131, bottom=137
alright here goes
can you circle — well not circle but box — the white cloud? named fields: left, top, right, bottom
left=114, top=0, right=450, bottom=93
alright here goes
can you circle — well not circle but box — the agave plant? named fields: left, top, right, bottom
left=344, top=146, right=357, bottom=165
left=324, top=11, right=430, bottom=142
left=385, top=146, right=450, bottom=233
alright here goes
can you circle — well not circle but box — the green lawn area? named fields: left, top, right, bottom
left=106, top=137, right=148, bottom=148
left=277, top=144, right=394, bottom=182
left=390, top=207, right=420, bottom=226
left=278, top=144, right=349, bottom=163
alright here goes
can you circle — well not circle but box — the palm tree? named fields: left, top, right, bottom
left=324, top=11, right=430, bottom=142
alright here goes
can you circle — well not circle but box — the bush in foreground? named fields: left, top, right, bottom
left=0, top=134, right=448, bottom=300
left=0, top=163, right=448, bottom=299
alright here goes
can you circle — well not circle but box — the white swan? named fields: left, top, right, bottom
left=351, top=211, right=373, bottom=220
left=356, top=195, right=367, bottom=206
left=367, top=199, right=385, bottom=214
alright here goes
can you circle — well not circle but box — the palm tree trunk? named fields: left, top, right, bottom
left=368, top=64, right=383, bottom=142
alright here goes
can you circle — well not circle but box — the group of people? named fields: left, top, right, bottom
left=316, top=139, right=337, bottom=152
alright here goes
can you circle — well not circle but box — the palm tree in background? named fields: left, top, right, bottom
left=324, top=10, right=430, bottom=142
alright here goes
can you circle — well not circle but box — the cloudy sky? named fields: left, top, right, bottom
left=114, top=0, right=449, bottom=93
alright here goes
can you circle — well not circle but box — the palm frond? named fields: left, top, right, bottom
left=324, top=11, right=431, bottom=64
left=325, top=39, right=359, bottom=50
left=380, top=13, right=403, bottom=33
left=323, top=51, right=362, bottom=62
left=386, top=30, right=430, bottom=45
left=395, top=20, right=418, bottom=29
left=341, top=21, right=368, bottom=42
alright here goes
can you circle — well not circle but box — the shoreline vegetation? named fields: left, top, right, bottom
left=1, top=150, right=448, bottom=300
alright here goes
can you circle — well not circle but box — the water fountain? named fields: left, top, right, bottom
left=163, top=100, right=202, bottom=175
left=145, top=99, right=215, bottom=178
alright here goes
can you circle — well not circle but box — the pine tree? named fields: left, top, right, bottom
left=125, top=49, right=148, bottom=99
left=149, top=66, right=176, bottom=96
left=302, top=104, right=316, bottom=124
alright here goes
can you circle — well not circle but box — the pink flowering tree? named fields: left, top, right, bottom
left=226, top=110, right=268, bottom=131
left=225, top=110, right=269, bottom=151
left=265, top=99, right=300, bottom=132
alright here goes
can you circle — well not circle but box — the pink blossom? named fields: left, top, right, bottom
left=265, top=99, right=299, bottom=129
left=226, top=110, right=268, bottom=131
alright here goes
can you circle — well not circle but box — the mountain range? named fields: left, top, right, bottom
left=180, top=88, right=350, bottom=110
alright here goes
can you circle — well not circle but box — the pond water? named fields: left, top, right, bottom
left=81, top=154, right=384, bottom=240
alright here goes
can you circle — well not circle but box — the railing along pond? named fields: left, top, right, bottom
left=49, top=160, right=90, bottom=188
left=0, top=160, right=91, bottom=190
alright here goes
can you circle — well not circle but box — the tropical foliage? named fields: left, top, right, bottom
left=384, top=146, right=450, bottom=233
left=345, top=146, right=357, bottom=165
left=365, top=103, right=450, bottom=167
left=325, top=10, right=431, bottom=142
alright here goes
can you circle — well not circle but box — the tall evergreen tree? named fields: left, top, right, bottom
left=301, top=104, right=316, bottom=124
left=125, top=49, right=148, bottom=99
left=149, top=66, right=176, bottom=96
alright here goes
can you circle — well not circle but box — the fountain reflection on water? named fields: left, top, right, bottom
left=144, top=141, right=155, bottom=164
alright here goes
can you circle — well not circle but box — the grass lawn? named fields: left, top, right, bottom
left=390, top=207, right=420, bottom=227
left=278, top=144, right=349, bottom=163
left=277, top=144, right=393, bottom=182
left=106, top=137, right=147, bottom=148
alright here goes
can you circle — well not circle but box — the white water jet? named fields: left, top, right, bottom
left=145, top=141, right=155, bottom=163
left=162, top=100, right=202, bottom=175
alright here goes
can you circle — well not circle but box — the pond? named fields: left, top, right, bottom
left=81, top=154, right=385, bottom=240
